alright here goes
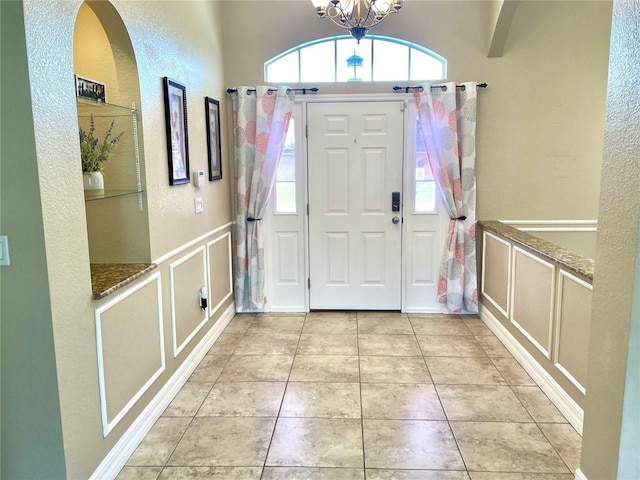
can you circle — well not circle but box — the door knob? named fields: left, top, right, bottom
left=392, top=216, right=400, bottom=224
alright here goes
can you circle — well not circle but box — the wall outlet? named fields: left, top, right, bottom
left=194, top=197, right=204, bottom=214
left=0, top=235, right=10, bottom=266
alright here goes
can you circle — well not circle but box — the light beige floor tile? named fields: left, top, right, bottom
left=163, top=382, right=212, bottom=417
left=217, top=354, right=293, bottom=382
left=475, top=335, right=512, bottom=357
left=469, top=474, right=573, bottom=480
left=436, top=385, right=533, bottom=422
left=233, top=334, right=299, bottom=355
left=247, top=315, right=305, bottom=334
left=539, top=423, right=582, bottom=473
left=188, top=355, right=230, bottom=382
left=363, top=419, right=465, bottom=470
left=167, top=417, right=276, bottom=466
left=426, top=357, right=507, bottom=385
left=450, top=421, right=569, bottom=473
left=297, top=334, right=358, bottom=355
left=416, top=335, right=487, bottom=357
left=207, top=333, right=244, bottom=354
left=511, top=386, right=568, bottom=423
left=461, top=317, right=494, bottom=336
left=280, top=382, right=361, bottom=418
left=266, top=417, right=364, bottom=467
left=358, top=317, right=414, bottom=334
left=358, top=334, right=422, bottom=356
left=359, top=356, right=431, bottom=383
left=222, top=315, right=255, bottom=334
left=158, top=466, right=262, bottom=479
left=491, top=358, right=535, bottom=385
left=126, top=417, right=192, bottom=466
left=409, top=317, right=472, bottom=336
left=289, top=355, right=359, bottom=382
left=197, top=381, right=286, bottom=417
left=361, top=383, right=446, bottom=420
left=302, top=316, right=358, bottom=334
left=367, top=470, right=470, bottom=480
left=262, top=467, right=364, bottom=479
left=115, top=466, right=162, bottom=480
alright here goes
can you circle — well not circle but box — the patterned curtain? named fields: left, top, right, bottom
left=413, top=82, right=478, bottom=313
left=231, top=86, right=293, bottom=312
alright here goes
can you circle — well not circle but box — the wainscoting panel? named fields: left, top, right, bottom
left=554, top=270, right=592, bottom=394
left=170, top=246, right=208, bottom=357
left=511, top=247, right=555, bottom=359
left=207, top=232, right=233, bottom=317
left=95, top=272, right=164, bottom=437
left=481, top=231, right=512, bottom=317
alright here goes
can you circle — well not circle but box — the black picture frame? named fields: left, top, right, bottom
left=75, top=75, right=106, bottom=103
left=163, top=77, right=190, bottom=185
left=205, top=97, right=222, bottom=181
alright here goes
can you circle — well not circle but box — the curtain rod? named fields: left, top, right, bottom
left=226, top=87, right=319, bottom=95
left=393, top=83, right=488, bottom=93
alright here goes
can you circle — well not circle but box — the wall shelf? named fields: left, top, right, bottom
left=77, top=99, right=144, bottom=211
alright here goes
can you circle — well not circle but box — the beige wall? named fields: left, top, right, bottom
left=222, top=1, right=612, bottom=222
left=580, top=1, right=640, bottom=478
left=17, top=0, right=232, bottom=477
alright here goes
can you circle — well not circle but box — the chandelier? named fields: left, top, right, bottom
left=311, top=0, right=404, bottom=43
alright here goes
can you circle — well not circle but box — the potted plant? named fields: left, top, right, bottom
left=79, top=114, right=124, bottom=194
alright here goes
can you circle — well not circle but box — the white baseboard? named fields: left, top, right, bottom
left=479, top=305, right=584, bottom=435
left=90, top=303, right=235, bottom=480
left=574, top=468, right=588, bottom=480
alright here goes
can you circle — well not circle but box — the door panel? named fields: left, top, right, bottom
left=308, top=101, right=404, bottom=310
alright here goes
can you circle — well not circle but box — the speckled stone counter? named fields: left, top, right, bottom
left=90, top=263, right=157, bottom=299
left=479, top=221, right=594, bottom=281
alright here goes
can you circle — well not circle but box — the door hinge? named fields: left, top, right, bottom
left=305, top=124, right=308, bottom=138
left=308, top=278, right=311, bottom=289
left=307, top=203, right=309, bottom=215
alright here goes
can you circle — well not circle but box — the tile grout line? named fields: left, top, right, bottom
left=258, top=312, right=306, bottom=479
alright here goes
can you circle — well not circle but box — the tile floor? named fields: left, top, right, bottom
left=116, top=312, right=582, bottom=480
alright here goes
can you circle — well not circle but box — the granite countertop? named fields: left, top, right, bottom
left=479, top=221, right=594, bottom=282
left=90, top=263, right=157, bottom=299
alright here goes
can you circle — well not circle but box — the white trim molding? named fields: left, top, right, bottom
left=206, top=232, right=234, bottom=319
left=510, top=246, right=556, bottom=360
left=94, top=272, right=165, bottom=438
left=500, top=219, right=597, bottom=233
left=481, top=230, right=512, bottom=318
left=574, top=468, right=588, bottom=480
left=480, top=304, right=584, bottom=435
left=90, top=303, right=235, bottom=480
left=553, top=269, right=593, bottom=395
left=169, top=246, right=208, bottom=358
left=153, top=221, right=233, bottom=265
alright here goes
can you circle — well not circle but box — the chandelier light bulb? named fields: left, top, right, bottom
left=310, top=0, right=404, bottom=43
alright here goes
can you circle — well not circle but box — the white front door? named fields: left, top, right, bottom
left=307, top=101, right=404, bottom=310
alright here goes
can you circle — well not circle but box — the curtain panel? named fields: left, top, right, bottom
left=230, top=86, right=293, bottom=312
left=413, top=82, right=478, bottom=313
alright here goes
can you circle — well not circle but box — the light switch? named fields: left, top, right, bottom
left=194, top=197, right=204, bottom=214
left=0, top=235, right=10, bottom=266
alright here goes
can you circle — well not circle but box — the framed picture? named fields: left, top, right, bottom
left=75, top=75, right=106, bottom=102
left=163, top=77, right=190, bottom=185
left=205, top=97, right=222, bottom=181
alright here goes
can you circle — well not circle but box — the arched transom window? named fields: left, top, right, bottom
left=265, top=35, right=447, bottom=83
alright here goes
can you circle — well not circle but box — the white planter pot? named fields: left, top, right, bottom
left=83, top=171, right=104, bottom=195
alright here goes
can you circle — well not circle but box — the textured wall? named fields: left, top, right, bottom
left=20, top=1, right=229, bottom=477
left=580, top=1, right=640, bottom=478
left=0, top=1, right=68, bottom=478
left=222, top=0, right=612, bottom=222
